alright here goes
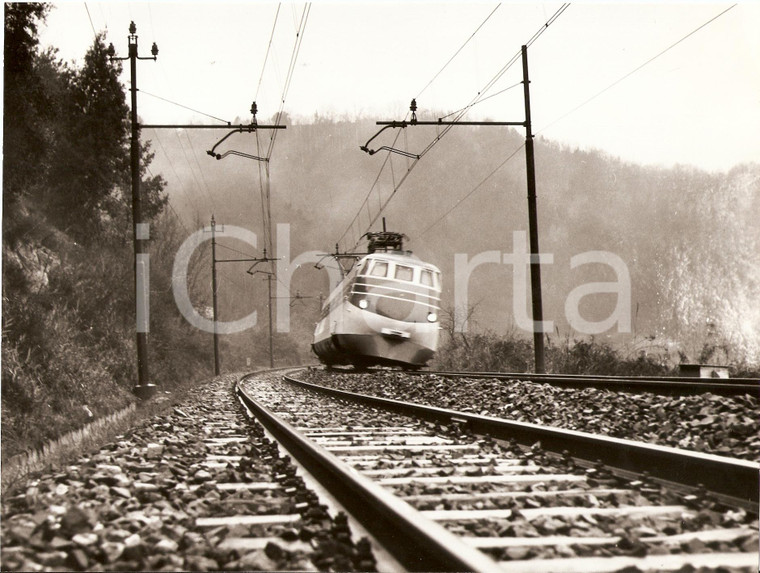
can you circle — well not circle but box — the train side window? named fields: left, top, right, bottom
left=395, top=265, right=414, bottom=282
left=370, top=261, right=388, bottom=277
left=420, top=269, right=434, bottom=287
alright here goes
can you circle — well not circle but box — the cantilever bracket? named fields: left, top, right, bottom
left=359, top=122, right=420, bottom=159
left=207, top=125, right=269, bottom=162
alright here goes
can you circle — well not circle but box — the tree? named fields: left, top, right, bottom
left=103, top=140, right=168, bottom=242
left=3, top=3, right=50, bottom=207
left=44, top=33, right=166, bottom=241
left=44, top=34, right=128, bottom=237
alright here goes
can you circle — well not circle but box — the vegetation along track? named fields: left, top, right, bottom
left=238, top=369, right=759, bottom=572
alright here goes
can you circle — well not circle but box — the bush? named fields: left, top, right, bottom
left=1, top=211, right=212, bottom=463
left=433, top=327, right=674, bottom=376
left=545, top=337, right=671, bottom=376
left=432, top=330, right=534, bottom=372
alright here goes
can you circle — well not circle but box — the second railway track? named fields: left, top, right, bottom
left=239, top=368, right=759, bottom=572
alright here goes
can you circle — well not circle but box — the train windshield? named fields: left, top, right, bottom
left=363, top=259, right=440, bottom=287
left=370, top=261, right=388, bottom=277
left=394, top=265, right=414, bottom=282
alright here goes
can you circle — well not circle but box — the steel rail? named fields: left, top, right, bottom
left=283, top=374, right=759, bottom=506
left=236, top=377, right=503, bottom=573
left=396, top=369, right=759, bottom=397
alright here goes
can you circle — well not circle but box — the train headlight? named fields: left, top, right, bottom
left=427, top=312, right=438, bottom=323
left=358, top=299, right=369, bottom=309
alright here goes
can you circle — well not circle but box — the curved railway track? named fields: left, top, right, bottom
left=238, top=368, right=759, bottom=572
left=369, top=368, right=760, bottom=397
left=1, top=371, right=382, bottom=572
left=3, top=368, right=755, bottom=571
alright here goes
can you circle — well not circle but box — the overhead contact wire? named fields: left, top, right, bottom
left=216, top=242, right=260, bottom=260
left=337, top=5, right=506, bottom=251
left=416, top=3, right=502, bottom=99
left=419, top=143, right=524, bottom=237
left=149, top=128, right=203, bottom=214
left=336, top=127, right=406, bottom=250
left=256, top=3, right=282, bottom=101
left=139, top=90, right=229, bottom=123
left=357, top=3, right=568, bottom=249
left=84, top=3, right=97, bottom=39
left=340, top=4, right=568, bottom=252
left=267, top=2, right=311, bottom=161
left=537, top=3, right=736, bottom=135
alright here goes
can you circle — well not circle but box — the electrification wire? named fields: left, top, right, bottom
left=149, top=128, right=203, bottom=214
left=96, top=4, right=218, bottom=236
left=173, top=130, right=218, bottom=213
left=259, top=156, right=274, bottom=258
left=523, top=3, right=570, bottom=49
left=439, top=81, right=523, bottom=120
left=410, top=4, right=567, bottom=166
left=182, top=130, right=217, bottom=209
left=217, top=269, right=254, bottom=294
left=336, top=127, right=407, bottom=250
left=536, top=3, right=736, bottom=136
left=415, top=3, right=501, bottom=100
left=420, top=1, right=726, bottom=239
left=145, top=163, right=193, bottom=235
left=139, top=90, right=229, bottom=124
left=216, top=242, right=260, bottom=260
left=447, top=2, right=569, bottom=123
left=165, top=201, right=190, bottom=233
left=338, top=4, right=569, bottom=252
left=413, top=5, right=570, bottom=237
left=252, top=131, right=269, bottom=250
left=266, top=2, right=311, bottom=162
left=419, top=142, right=524, bottom=237
left=244, top=4, right=283, bottom=262
left=83, top=3, right=97, bottom=39
left=336, top=5, right=510, bottom=251
left=257, top=2, right=310, bottom=283
left=256, top=3, right=282, bottom=101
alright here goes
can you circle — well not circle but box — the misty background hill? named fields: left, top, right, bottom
left=150, top=115, right=760, bottom=366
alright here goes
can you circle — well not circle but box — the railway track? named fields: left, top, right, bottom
left=239, top=368, right=759, bottom=572
left=372, top=368, right=760, bottom=397
left=3, top=368, right=756, bottom=571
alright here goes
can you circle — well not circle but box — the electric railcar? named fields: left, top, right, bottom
left=312, top=233, right=442, bottom=369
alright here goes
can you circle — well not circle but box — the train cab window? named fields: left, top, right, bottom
left=420, top=269, right=434, bottom=287
left=395, top=265, right=414, bottom=282
left=370, top=261, right=388, bottom=277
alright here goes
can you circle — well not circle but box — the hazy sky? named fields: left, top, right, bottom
left=39, top=1, right=759, bottom=172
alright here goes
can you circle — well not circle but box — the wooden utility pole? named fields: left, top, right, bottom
left=521, top=45, right=545, bottom=373
left=108, top=22, right=158, bottom=399
left=267, top=272, right=274, bottom=368
left=211, top=221, right=278, bottom=374
left=110, top=22, right=285, bottom=393
left=211, top=216, right=221, bottom=375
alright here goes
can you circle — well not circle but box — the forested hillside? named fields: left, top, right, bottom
left=154, top=115, right=760, bottom=370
